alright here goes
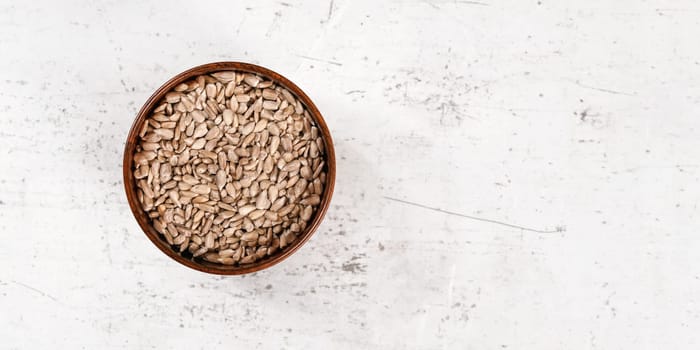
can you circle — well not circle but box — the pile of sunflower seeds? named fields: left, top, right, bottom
left=132, top=71, right=326, bottom=265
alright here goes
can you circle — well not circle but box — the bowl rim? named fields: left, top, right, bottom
left=122, top=61, right=336, bottom=275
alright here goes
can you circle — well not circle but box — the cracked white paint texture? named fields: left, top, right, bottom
left=1, top=0, right=699, bottom=349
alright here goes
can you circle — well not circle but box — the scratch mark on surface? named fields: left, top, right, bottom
left=345, top=90, right=366, bottom=95
left=235, top=15, right=246, bottom=35
left=423, top=1, right=440, bottom=9
left=456, top=0, right=490, bottom=6
left=655, top=8, right=700, bottom=13
left=265, top=11, right=282, bottom=38
left=296, top=55, right=343, bottom=66
left=104, top=237, right=113, bottom=266
left=327, top=0, right=334, bottom=21
left=2, top=91, right=142, bottom=99
left=11, top=280, right=60, bottom=303
left=384, top=196, right=565, bottom=234
left=447, top=264, right=456, bottom=305
left=571, top=81, right=635, bottom=96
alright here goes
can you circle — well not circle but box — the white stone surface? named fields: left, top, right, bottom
left=1, top=0, right=700, bottom=348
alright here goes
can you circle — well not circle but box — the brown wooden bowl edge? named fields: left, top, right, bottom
left=122, top=61, right=336, bottom=275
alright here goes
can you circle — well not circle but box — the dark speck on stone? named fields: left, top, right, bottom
left=265, top=284, right=272, bottom=290
left=342, top=262, right=365, bottom=274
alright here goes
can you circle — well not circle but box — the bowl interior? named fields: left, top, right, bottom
left=123, top=62, right=335, bottom=275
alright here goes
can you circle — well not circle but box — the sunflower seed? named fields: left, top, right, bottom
left=191, top=184, right=211, bottom=195
left=300, top=195, right=320, bottom=205
left=222, top=109, right=234, bottom=125
left=238, top=205, right=256, bottom=216
left=241, top=231, right=259, bottom=242
left=212, top=71, right=235, bottom=83
left=154, top=128, right=174, bottom=139
left=165, top=92, right=181, bottom=103
left=262, top=100, right=279, bottom=110
left=244, top=74, right=260, bottom=87
left=191, top=138, right=206, bottom=150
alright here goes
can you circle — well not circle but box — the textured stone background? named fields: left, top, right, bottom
left=2, top=0, right=700, bottom=348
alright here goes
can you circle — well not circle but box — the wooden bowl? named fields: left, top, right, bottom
left=123, top=62, right=335, bottom=275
